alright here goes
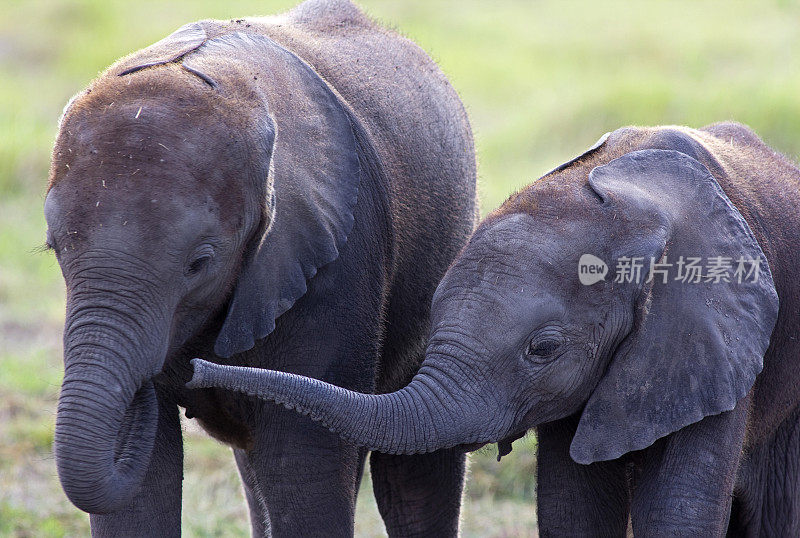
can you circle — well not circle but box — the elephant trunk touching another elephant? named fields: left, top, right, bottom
left=189, top=123, right=800, bottom=535
left=188, top=346, right=510, bottom=456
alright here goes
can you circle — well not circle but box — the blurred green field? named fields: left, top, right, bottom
left=2, top=0, right=800, bottom=536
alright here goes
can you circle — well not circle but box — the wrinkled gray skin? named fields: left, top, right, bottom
left=45, top=1, right=476, bottom=536
left=191, top=124, right=800, bottom=536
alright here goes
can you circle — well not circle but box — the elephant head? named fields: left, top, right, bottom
left=188, top=146, right=778, bottom=464
left=46, top=25, right=363, bottom=513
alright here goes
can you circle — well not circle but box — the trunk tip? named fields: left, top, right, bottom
left=186, top=358, right=212, bottom=389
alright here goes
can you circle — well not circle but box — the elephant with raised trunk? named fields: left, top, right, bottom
left=45, top=0, right=476, bottom=535
left=191, top=123, right=800, bottom=536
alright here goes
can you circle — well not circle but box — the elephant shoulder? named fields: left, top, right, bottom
left=701, top=121, right=764, bottom=147
left=249, top=0, right=389, bottom=53
left=696, top=122, right=798, bottom=176
left=246, top=0, right=478, bottom=282
left=250, top=0, right=468, bottom=134
left=277, top=0, right=376, bottom=32
left=695, top=122, right=800, bottom=188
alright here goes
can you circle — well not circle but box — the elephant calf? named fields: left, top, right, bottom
left=45, top=0, right=476, bottom=535
left=191, top=123, right=800, bottom=536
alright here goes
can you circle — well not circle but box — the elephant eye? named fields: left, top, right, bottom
left=44, top=230, right=57, bottom=252
left=188, top=255, right=211, bottom=274
left=186, top=244, right=215, bottom=276
left=526, top=339, right=562, bottom=358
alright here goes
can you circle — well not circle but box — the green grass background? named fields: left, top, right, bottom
left=2, top=0, right=800, bottom=535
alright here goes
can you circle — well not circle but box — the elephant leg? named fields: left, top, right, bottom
left=369, top=447, right=466, bottom=537
left=728, top=405, right=800, bottom=537
left=90, top=388, right=183, bottom=537
left=354, top=446, right=369, bottom=502
left=630, top=399, right=749, bottom=537
left=536, top=416, right=629, bottom=538
left=240, top=404, right=364, bottom=537
left=234, top=448, right=271, bottom=536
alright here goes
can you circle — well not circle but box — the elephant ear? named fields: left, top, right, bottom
left=540, top=131, right=610, bottom=177
left=183, top=33, right=361, bottom=358
left=114, top=23, right=210, bottom=76
left=570, top=149, right=778, bottom=465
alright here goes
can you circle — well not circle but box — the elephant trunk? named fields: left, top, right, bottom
left=55, top=293, right=167, bottom=514
left=188, top=352, right=505, bottom=455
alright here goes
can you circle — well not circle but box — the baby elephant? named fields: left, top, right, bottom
left=190, top=123, right=800, bottom=536
left=46, top=0, right=475, bottom=535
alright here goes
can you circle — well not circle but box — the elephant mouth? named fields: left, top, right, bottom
left=456, top=441, right=488, bottom=452
left=115, top=380, right=159, bottom=464
left=496, top=429, right=528, bottom=460
left=454, top=428, right=528, bottom=459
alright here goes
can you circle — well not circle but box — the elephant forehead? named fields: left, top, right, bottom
left=49, top=63, right=261, bottom=191
left=460, top=214, right=596, bottom=285
left=54, top=111, right=241, bottom=184
left=48, top=112, right=254, bottom=230
left=45, top=177, right=230, bottom=258
left=434, top=238, right=567, bottom=325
